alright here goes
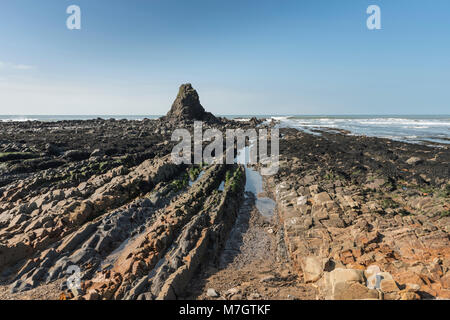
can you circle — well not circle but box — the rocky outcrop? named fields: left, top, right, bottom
left=1, top=154, right=246, bottom=299
left=0, top=86, right=448, bottom=301
left=0, top=155, right=182, bottom=286
left=162, top=84, right=218, bottom=124
left=0, top=86, right=260, bottom=300
left=266, top=128, right=450, bottom=300
left=78, top=164, right=244, bottom=300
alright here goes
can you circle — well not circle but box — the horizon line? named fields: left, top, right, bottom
left=1, top=114, right=449, bottom=117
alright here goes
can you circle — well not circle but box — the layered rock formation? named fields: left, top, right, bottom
left=162, top=83, right=218, bottom=124
left=0, top=84, right=448, bottom=301
left=0, top=119, right=248, bottom=299
left=267, top=128, right=450, bottom=300
left=0, top=85, right=254, bottom=299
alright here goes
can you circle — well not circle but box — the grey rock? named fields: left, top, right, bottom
left=63, top=150, right=90, bottom=161
left=207, top=288, right=219, bottom=297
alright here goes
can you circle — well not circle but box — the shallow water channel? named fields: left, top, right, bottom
left=236, top=144, right=276, bottom=218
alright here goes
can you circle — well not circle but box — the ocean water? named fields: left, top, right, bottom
left=274, top=115, right=450, bottom=145
left=0, top=114, right=449, bottom=145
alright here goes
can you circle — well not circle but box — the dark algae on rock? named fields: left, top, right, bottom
left=162, top=83, right=219, bottom=124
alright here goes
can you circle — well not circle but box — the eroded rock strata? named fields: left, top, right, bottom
left=0, top=85, right=251, bottom=300
left=0, top=85, right=448, bottom=300
left=267, top=128, right=449, bottom=300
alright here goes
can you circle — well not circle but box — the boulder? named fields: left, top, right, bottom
left=207, top=288, right=219, bottom=298
left=333, top=281, right=379, bottom=300
left=322, top=268, right=367, bottom=299
left=329, top=268, right=365, bottom=286
left=69, top=201, right=93, bottom=225
left=380, top=279, right=400, bottom=293
left=63, top=150, right=90, bottom=161
left=301, top=256, right=324, bottom=283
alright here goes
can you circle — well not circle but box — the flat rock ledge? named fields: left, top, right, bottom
left=266, top=128, right=449, bottom=300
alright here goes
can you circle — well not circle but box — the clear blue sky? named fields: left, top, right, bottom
left=0, top=0, right=449, bottom=115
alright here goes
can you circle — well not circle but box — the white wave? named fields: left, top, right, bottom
left=278, top=117, right=450, bottom=145
left=271, top=116, right=291, bottom=121
left=0, top=118, right=38, bottom=122
left=353, top=118, right=450, bottom=126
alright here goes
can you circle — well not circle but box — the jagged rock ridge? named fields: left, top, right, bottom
left=163, top=83, right=218, bottom=123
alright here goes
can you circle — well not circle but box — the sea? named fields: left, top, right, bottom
left=1, top=115, right=449, bottom=145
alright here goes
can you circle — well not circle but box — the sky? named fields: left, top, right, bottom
left=0, top=0, right=449, bottom=115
